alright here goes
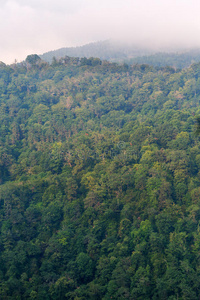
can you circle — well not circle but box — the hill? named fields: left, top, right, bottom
left=127, top=49, right=200, bottom=69
left=40, top=40, right=200, bottom=69
left=1, top=55, right=200, bottom=298
left=39, top=40, right=154, bottom=63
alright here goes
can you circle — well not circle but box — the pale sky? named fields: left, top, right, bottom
left=1, top=0, right=200, bottom=64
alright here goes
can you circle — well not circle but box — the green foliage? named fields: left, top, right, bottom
left=26, top=54, right=41, bottom=65
left=0, top=56, right=200, bottom=298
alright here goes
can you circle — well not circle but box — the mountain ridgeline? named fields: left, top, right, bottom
left=40, top=40, right=200, bottom=69
left=40, top=40, right=153, bottom=63
left=1, top=54, right=200, bottom=299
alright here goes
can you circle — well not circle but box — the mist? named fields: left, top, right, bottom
left=1, top=0, right=200, bottom=64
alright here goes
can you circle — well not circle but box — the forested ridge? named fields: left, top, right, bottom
left=40, top=40, right=152, bottom=63
left=127, top=50, right=200, bottom=69
left=1, top=54, right=200, bottom=299
left=40, top=40, right=200, bottom=69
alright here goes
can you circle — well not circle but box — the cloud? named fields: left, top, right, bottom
left=2, top=0, right=86, bottom=14
left=1, top=0, right=200, bottom=64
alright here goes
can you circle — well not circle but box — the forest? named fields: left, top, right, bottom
left=40, top=40, right=152, bottom=64
left=0, top=54, right=200, bottom=299
left=127, top=50, right=200, bottom=69
left=40, top=40, right=200, bottom=69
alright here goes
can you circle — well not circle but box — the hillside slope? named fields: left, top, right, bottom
left=40, top=40, right=154, bottom=63
left=40, top=40, right=200, bottom=69
left=1, top=56, right=200, bottom=298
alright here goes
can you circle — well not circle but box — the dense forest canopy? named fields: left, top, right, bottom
left=1, top=54, right=200, bottom=299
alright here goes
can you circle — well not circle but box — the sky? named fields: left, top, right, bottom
left=1, top=0, right=200, bottom=64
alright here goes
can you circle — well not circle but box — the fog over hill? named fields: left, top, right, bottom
left=39, top=40, right=200, bottom=69
left=39, top=40, right=154, bottom=63
left=2, top=0, right=200, bottom=64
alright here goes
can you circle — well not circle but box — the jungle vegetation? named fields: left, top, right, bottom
left=0, top=54, right=200, bottom=299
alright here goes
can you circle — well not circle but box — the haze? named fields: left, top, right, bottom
left=1, top=0, right=200, bottom=64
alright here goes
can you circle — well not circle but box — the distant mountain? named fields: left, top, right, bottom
left=40, top=40, right=200, bottom=69
left=126, top=49, right=200, bottom=69
left=39, top=40, right=154, bottom=63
